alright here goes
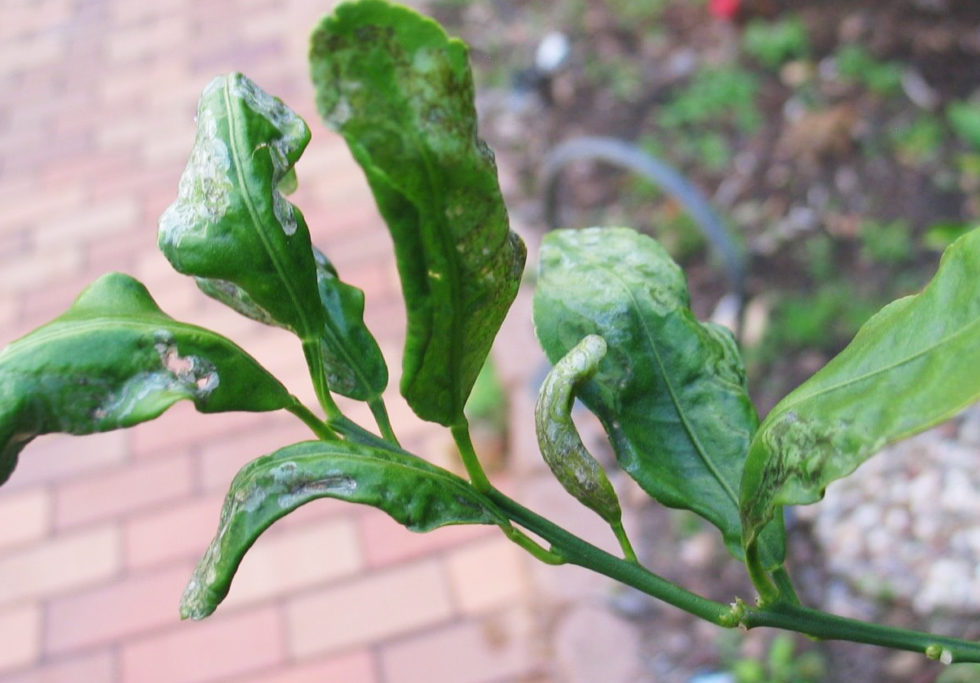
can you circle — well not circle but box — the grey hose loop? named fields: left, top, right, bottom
left=541, top=136, right=747, bottom=321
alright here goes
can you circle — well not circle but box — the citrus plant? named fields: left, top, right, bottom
left=2, top=0, right=980, bottom=668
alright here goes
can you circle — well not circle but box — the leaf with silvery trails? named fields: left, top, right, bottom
left=0, top=273, right=293, bottom=485
left=741, top=226, right=980, bottom=556
left=534, top=227, right=785, bottom=568
left=310, top=0, right=526, bottom=426
left=181, top=439, right=507, bottom=618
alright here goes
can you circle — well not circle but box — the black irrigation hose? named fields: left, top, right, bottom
left=541, top=136, right=747, bottom=325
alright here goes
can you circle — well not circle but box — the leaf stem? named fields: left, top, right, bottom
left=302, top=340, right=343, bottom=420
left=451, top=421, right=491, bottom=492
left=500, top=524, right=565, bottom=565
left=745, top=539, right=780, bottom=604
left=287, top=400, right=337, bottom=441
left=368, top=397, right=400, bottom=446
left=489, top=488, right=980, bottom=661
left=486, top=488, right=732, bottom=625
left=771, top=566, right=800, bottom=606
left=611, top=520, right=638, bottom=563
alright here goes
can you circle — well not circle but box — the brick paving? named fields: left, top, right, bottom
left=0, top=1, right=649, bottom=681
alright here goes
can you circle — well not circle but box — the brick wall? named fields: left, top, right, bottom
left=0, top=1, right=649, bottom=681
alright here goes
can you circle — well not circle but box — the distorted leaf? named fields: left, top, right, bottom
left=181, top=439, right=506, bottom=618
left=313, top=248, right=387, bottom=400
left=534, top=227, right=784, bottom=566
left=310, top=0, right=526, bottom=425
left=535, top=334, right=622, bottom=524
left=158, top=73, right=323, bottom=340
left=741, top=226, right=980, bottom=550
left=0, top=273, right=293, bottom=485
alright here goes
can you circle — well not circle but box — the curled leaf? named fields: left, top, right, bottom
left=159, top=72, right=323, bottom=340
left=310, top=0, right=526, bottom=425
left=741, top=226, right=980, bottom=551
left=0, top=273, right=293, bottom=485
left=181, top=439, right=506, bottom=618
left=536, top=334, right=622, bottom=524
left=534, top=227, right=784, bottom=567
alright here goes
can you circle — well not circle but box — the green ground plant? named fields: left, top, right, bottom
left=2, top=0, right=980, bottom=671
left=740, top=15, right=810, bottom=70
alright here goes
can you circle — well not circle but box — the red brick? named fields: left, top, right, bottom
left=129, top=401, right=263, bottom=459
left=0, top=649, right=114, bottom=683
left=120, top=606, right=285, bottom=683
left=197, top=416, right=311, bottom=491
left=286, top=559, right=454, bottom=657
left=106, top=16, right=190, bottom=64
left=219, top=518, right=362, bottom=612
left=379, top=609, right=539, bottom=683
left=0, top=184, right=85, bottom=234
left=0, top=525, right=120, bottom=606
left=0, top=34, right=63, bottom=74
left=0, top=245, right=84, bottom=294
left=0, top=0, right=73, bottom=42
left=359, top=507, right=495, bottom=569
left=124, top=493, right=225, bottom=570
left=446, top=536, right=528, bottom=615
left=84, top=227, right=150, bottom=275
left=16, top=273, right=112, bottom=330
left=2, top=431, right=129, bottom=492
left=46, top=562, right=194, bottom=653
left=54, top=453, right=194, bottom=529
left=237, top=649, right=378, bottom=683
left=40, top=150, right=139, bottom=190
left=5, top=90, right=94, bottom=133
left=0, top=488, right=50, bottom=552
left=0, top=604, right=42, bottom=673
left=108, top=0, right=189, bottom=29
left=36, top=197, right=140, bottom=250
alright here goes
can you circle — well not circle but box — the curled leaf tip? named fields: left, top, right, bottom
left=535, top=334, right=621, bottom=524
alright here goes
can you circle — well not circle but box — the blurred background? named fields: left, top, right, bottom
left=1, top=0, right=980, bottom=681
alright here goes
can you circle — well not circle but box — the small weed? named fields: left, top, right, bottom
left=859, top=218, right=915, bottom=265
left=947, top=100, right=980, bottom=151
left=804, top=233, right=837, bottom=283
left=767, top=285, right=879, bottom=352
left=834, top=44, right=903, bottom=97
left=658, top=65, right=761, bottom=135
left=890, top=114, right=945, bottom=166
left=923, top=220, right=973, bottom=251
left=741, top=15, right=810, bottom=70
left=717, top=632, right=826, bottom=683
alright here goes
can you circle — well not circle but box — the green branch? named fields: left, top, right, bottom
left=743, top=602, right=980, bottom=663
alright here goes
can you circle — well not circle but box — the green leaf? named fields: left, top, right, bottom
left=0, top=273, right=293, bottom=485
left=159, top=73, right=320, bottom=337
left=741, top=226, right=980, bottom=548
left=534, top=227, right=783, bottom=565
left=310, top=0, right=526, bottom=426
left=535, top=334, right=622, bottom=525
left=313, top=248, right=388, bottom=400
left=181, top=439, right=506, bottom=618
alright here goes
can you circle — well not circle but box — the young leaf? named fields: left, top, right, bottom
left=181, top=439, right=507, bottom=618
left=534, top=227, right=784, bottom=566
left=310, top=0, right=526, bottom=426
left=159, top=73, right=321, bottom=338
left=741, top=226, right=980, bottom=548
left=313, top=247, right=388, bottom=400
left=0, top=273, right=293, bottom=485
left=156, top=72, right=356, bottom=412
left=535, top=334, right=622, bottom=525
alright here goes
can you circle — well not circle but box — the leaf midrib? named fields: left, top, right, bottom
left=222, top=83, right=313, bottom=341
left=772, top=308, right=980, bottom=417
left=603, top=263, right=740, bottom=507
